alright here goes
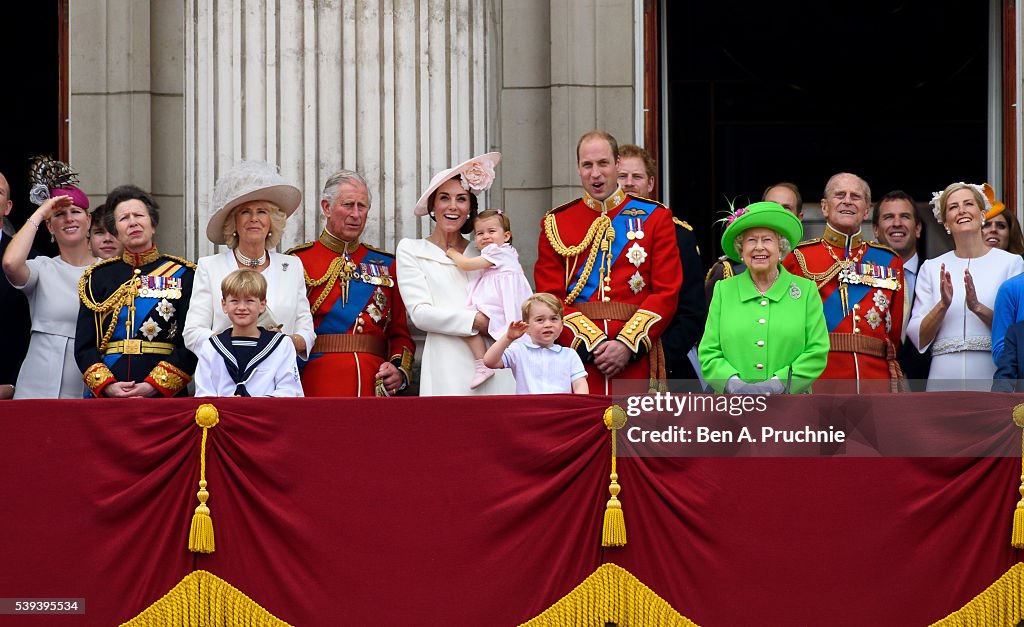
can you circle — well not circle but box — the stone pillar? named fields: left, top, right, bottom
left=70, top=0, right=186, bottom=255
left=184, top=0, right=495, bottom=258
left=495, top=0, right=637, bottom=274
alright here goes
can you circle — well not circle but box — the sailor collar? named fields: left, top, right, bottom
left=822, top=223, right=863, bottom=250
left=320, top=228, right=361, bottom=255
left=122, top=247, right=161, bottom=267
left=582, top=187, right=627, bottom=214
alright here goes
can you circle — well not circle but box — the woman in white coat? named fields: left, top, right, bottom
left=396, top=153, right=515, bottom=396
left=184, top=161, right=315, bottom=359
left=908, top=181, right=1024, bottom=390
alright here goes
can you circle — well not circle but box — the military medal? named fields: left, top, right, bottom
left=626, top=242, right=648, bottom=267
left=156, top=298, right=176, bottom=321
left=628, top=271, right=645, bottom=294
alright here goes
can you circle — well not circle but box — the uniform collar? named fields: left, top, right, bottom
left=582, top=187, right=627, bottom=213
left=320, top=228, right=361, bottom=254
left=122, top=247, right=160, bottom=267
left=822, top=223, right=863, bottom=249
left=523, top=338, right=563, bottom=352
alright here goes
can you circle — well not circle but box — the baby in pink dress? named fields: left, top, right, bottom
left=446, top=209, right=534, bottom=388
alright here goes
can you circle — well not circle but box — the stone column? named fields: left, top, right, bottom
left=70, top=0, right=186, bottom=254
left=184, top=0, right=495, bottom=258
left=495, top=0, right=637, bottom=273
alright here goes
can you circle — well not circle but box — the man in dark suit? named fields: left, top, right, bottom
left=0, top=171, right=33, bottom=398
left=873, top=190, right=930, bottom=391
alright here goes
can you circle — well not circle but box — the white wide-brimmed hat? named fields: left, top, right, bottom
left=206, top=160, right=302, bottom=245
left=414, top=152, right=501, bottom=216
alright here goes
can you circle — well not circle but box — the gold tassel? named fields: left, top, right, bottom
left=119, top=570, right=293, bottom=626
left=930, top=563, right=1024, bottom=626
left=519, top=563, right=699, bottom=626
left=1011, top=404, right=1024, bottom=549
left=602, top=405, right=628, bottom=547
left=189, top=404, right=219, bottom=554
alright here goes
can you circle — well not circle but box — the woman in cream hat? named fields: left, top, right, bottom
left=183, top=160, right=315, bottom=360
left=395, top=152, right=515, bottom=396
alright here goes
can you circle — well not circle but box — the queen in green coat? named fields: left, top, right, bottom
left=699, top=201, right=828, bottom=393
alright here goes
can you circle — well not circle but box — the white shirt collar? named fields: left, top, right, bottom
left=903, top=252, right=919, bottom=275
left=523, top=338, right=563, bottom=352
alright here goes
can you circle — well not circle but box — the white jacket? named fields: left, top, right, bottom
left=183, top=250, right=315, bottom=359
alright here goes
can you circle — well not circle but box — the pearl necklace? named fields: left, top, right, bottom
left=235, top=249, right=267, bottom=268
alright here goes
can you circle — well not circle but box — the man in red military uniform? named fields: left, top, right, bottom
left=535, top=131, right=682, bottom=395
left=782, top=172, right=904, bottom=393
left=288, top=170, right=414, bottom=397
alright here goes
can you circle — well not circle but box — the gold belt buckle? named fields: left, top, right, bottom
left=123, top=339, right=143, bottom=355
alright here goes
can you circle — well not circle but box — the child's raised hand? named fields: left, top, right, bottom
left=506, top=320, right=528, bottom=340
left=445, top=247, right=459, bottom=259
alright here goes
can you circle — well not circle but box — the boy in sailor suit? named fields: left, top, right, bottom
left=194, top=269, right=303, bottom=397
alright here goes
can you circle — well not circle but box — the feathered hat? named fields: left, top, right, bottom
left=28, top=155, right=89, bottom=210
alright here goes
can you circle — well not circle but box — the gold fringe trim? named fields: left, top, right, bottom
left=119, top=570, right=292, bottom=627
left=929, top=563, right=1024, bottom=626
left=602, top=405, right=628, bottom=547
left=520, top=563, right=699, bottom=627
left=1012, top=404, right=1024, bottom=549
left=189, top=404, right=219, bottom=554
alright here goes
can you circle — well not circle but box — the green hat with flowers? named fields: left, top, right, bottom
left=720, top=201, right=803, bottom=263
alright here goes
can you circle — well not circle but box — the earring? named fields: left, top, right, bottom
left=945, top=228, right=951, bottom=235
left=50, top=233, right=55, bottom=243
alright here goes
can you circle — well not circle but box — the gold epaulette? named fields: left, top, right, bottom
left=79, top=257, right=134, bottom=310
left=161, top=254, right=197, bottom=270
left=544, top=198, right=577, bottom=215
left=629, top=194, right=669, bottom=210
left=867, top=241, right=900, bottom=257
left=704, top=258, right=734, bottom=283
left=563, top=311, right=607, bottom=352
left=285, top=241, right=315, bottom=255
left=80, top=256, right=120, bottom=280
left=794, top=237, right=823, bottom=248
left=671, top=217, right=693, bottom=231
left=617, top=309, right=662, bottom=353
left=364, top=243, right=395, bottom=256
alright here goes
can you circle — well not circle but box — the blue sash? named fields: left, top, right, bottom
left=566, top=199, right=655, bottom=302
left=820, top=246, right=896, bottom=332
left=307, top=273, right=378, bottom=364
left=102, top=263, right=188, bottom=369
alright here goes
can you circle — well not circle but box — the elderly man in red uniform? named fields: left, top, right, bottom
left=288, top=170, right=414, bottom=396
left=535, top=130, right=681, bottom=394
left=782, top=172, right=904, bottom=393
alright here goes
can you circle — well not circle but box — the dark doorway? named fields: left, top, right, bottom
left=0, top=2, right=63, bottom=255
left=664, top=2, right=989, bottom=264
